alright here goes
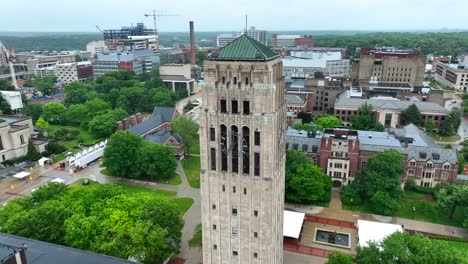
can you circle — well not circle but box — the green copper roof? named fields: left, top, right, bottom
left=208, top=35, right=279, bottom=62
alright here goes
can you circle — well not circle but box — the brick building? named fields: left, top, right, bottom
left=286, top=125, right=458, bottom=187
left=352, top=47, right=426, bottom=89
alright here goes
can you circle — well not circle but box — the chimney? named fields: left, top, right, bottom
left=136, top=113, right=142, bottom=124
left=130, top=115, right=137, bottom=127
left=189, top=21, right=196, bottom=65
left=123, top=118, right=130, bottom=129
left=116, top=121, right=123, bottom=131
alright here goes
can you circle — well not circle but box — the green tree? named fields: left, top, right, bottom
left=401, top=103, right=422, bottom=126
left=356, top=231, right=465, bottom=264
left=0, top=94, right=12, bottom=114
left=327, top=250, right=354, bottom=264
left=84, top=98, right=111, bottom=117
left=34, top=75, right=56, bottom=96
left=65, top=104, right=89, bottom=125
left=35, top=117, right=50, bottom=130
left=370, top=191, right=400, bottom=216
left=103, top=131, right=143, bottom=178
left=373, top=122, right=385, bottom=132
left=435, top=184, right=468, bottom=219
left=88, top=113, right=117, bottom=138
left=151, top=87, right=175, bottom=106
left=108, top=108, right=129, bottom=121
left=439, top=110, right=462, bottom=136
left=137, top=142, right=177, bottom=180
left=425, top=118, right=436, bottom=135
left=293, top=122, right=310, bottom=131
left=172, top=115, right=199, bottom=155
left=314, top=114, right=342, bottom=130
left=41, top=103, right=66, bottom=123
left=0, top=79, right=15, bottom=90
left=353, top=150, right=404, bottom=200
left=63, top=82, right=93, bottom=106
left=350, top=102, right=375, bottom=130
left=26, top=139, right=41, bottom=161
left=23, top=103, right=43, bottom=122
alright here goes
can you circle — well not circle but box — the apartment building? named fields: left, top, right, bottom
left=435, top=61, right=468, bottom=92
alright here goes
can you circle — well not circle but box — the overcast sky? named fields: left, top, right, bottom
left=2, top=0, right=468, bottom=32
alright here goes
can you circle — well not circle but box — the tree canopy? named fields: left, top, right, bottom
left=401, top=104, right=422, bottom=126
left=314, top=114, right=342, bottom=131
left=349, top=102, right=379, bottom=131
left=0, top=182, right=183, bottom=263
left=435, top=184, right=468, bottom=219
left=172, top=115, right=199, bottom=155
left=285, top=150, right=332, bottom=204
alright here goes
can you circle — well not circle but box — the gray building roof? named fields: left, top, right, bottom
left=129, top=107, right=176, bottom=136
left=0, top=233, right=135, bottom=264
left=335, top=98, right=448, bottom=113
left=285, top=94, right=305, bottom=106
left=145, top=127, right=182, bottom=144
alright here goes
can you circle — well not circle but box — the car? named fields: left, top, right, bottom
left=452, top=100, right=457, bottom=104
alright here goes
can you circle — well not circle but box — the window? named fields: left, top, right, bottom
left=245, top=77, right=249, bottom=85
left=210, top=148, right=216, bottom=170
left=302, top=144, right=308, bottom=151
left=233, top=186, right=236, bottom=193
left=254, top=153, right=260, bottom=176
left=210, top=127, right=215, bottom=141
left=221, top=100, right=227, bottom=113
left=212, top=204, right=216, bottom=209
left=232, top=100, right=238, bottom=114
left=20, top=135, right=25, bottom=144
left=0, top=136, right=3, bottom=150
left=254, top=252, right=258, bottom=258
left=222, top=76, right=225, bottom=84
left=407, top=169, right=415, bottom=176
left=233, top=250, right=238, bottom=256
left=254, top=210, right=258, bottom=217
left=443, top=164, right=450, bottom=170
left=232, top=208, right=237, bottom=216
left=441, top=172, right=448, bottom=179
left=254, top=131, right=260, bottom=146
left=233, top=77, right=237, bottom=85
left=213, top=224, right=217, bottom=230
left=222, top=185, right=225, bottom=192
left=361, top=162, right=367, bottom=168
left=243, top=101, right=250, bottom=115
left=292, top=143, right=298, bottom=150
left=242, top=127, right=250, bottom=174
left=213, top=244, right=217, bottom=250
left=232, top=227, right=238, bottom=236
left=409, top=160, right=416, bottom=167
left=244, top=188, right=247, bottom=195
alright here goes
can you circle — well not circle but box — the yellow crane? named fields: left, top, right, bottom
left=144, top=10, right=178, bottom=53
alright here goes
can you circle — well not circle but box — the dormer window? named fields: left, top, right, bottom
left=443, top=163, right=451, bottom=170
left=409, top=160, right=416, bottom=167
left=419, top=152, right=427, bottom=159
left=432, top=153, right=440, bottom=160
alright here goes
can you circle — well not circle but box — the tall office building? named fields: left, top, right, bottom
left=237, top=26, right=268, bottom=46
left=199, top=35, right=286, bottom=263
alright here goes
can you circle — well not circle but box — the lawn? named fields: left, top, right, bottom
left=47, top=125, right=101, bottom=149
left=189, top=140, right=200, bottom=155
left=100, top=169, right=182, bottom=186
left=431, top=134, right=461, bottom=142
left=343, top=197, right=466, bottom=227
left=173, top=198, right=194, bottom=215
left=431, top=239, right=468, bottom=259
left=182, top=156, right=200, bottom=189
left=402, top=191, right=427, bottom=199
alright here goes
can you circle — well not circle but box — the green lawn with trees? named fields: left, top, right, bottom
left=0, top=182, right=184, bottom=263
left=182, top=156, right=201, bottom=189
left=172, top=115, right=200, bottom=156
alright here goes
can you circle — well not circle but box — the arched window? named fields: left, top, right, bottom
left=220, top=125, right=228, bottom=171
left=242, top=126, right=250, bottom=174
left=231, top=126, right=238, bottom=173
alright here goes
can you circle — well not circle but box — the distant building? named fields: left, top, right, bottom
left=271, top=34, right=314, bottom=48
left=306, top=77, right=353, bottom=114
left=54, top=61, right=93, bottom=83
left=86, top=40, right=106, bottom=56
left=334, top=97, right=449, bottom=129
left=103, top=23, right=156, bottom=51
left=326, top=59, right=351, bottom=78
left=286, top=124, right=459, bottom=187
left=124, top=107, right=184, bottom=159
left=285, top=94, right=307, bottom=118
left=216, top=34, right=237, bottom=47
left=13, top=52, right=75, bottom=73
left=435, top=61, right=468, bottom=92
left=282, top=50, right=344, bottom=78
left=352, top=47, right=426, bottom=89
left=93, top=49, right=157, bottom=77
left=159, top=64, right=195, bottom=95
left=237, top=26, right=268, bottom=46
left=0, top=41, right=7, bottom=67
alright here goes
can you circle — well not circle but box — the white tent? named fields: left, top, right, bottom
left=51, top=178, right=65, bottom=183
left=12, top=171, right=31, bottom=179
left=38, top=157, right=52, bottom=166
left=357, top=220, right=403, bottom=247
left=283, top=210, right=305, bottom=239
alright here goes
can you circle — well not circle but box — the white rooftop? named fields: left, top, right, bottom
left=283, top=210, right=305, bottom=239
left=12, top=171, right=31, bottom=179
left=283, top=51, right=343, bottom=69
left=357, top=220, right=402, bottom=247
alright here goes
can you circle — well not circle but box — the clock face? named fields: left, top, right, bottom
left=221, top=130, right=248, bottom=158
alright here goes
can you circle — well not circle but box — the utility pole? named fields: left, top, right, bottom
left=144, top=10, right=178, bottom=53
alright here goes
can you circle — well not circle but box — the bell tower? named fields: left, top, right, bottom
left=199, top=35, right=286, bottom=263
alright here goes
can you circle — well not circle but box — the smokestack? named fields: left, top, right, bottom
left=190, top=21, right=196, bottom=65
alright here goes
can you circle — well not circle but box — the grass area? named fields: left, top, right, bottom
left=431, top=239, right=468, bottom=259
left=99, top=169, right=182, bottom=186
left=182, top=156, right=200, bottom=189
left=189, top=141, right=200, bottom=155
left=402, top=191, right=428, bottom=199
left=173, top=198, right=194, bottom=215
left=431, top=134, right=461, bottom=142
left=343, top=197, right=466, bottom=227
left=112, top=183, right=176, bottom=197
left=47, top=125, right=101, bottom=149
left=52, top=153, right=66, bottom=163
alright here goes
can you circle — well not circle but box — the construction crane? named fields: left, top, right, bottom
left=144, top=10, right=178, bottom=53
left=95, top=25, right=104, bottom=33
left=0, top=43, right=18, bottom=89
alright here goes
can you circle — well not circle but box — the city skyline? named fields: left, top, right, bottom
left=2, top=0, right=468, bottom=32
